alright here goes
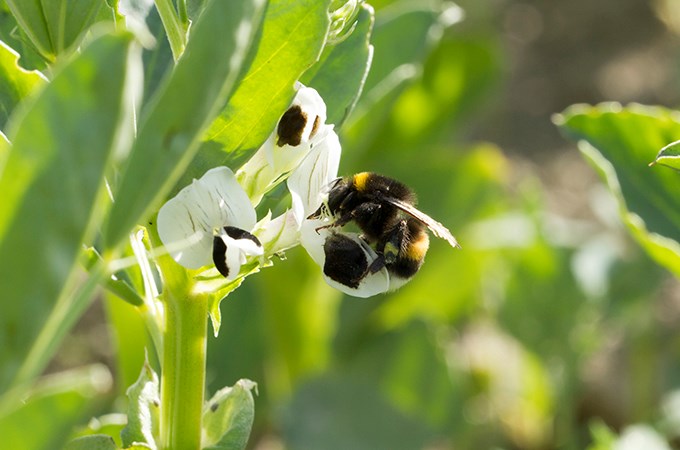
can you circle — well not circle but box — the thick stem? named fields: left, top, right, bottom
left=159, top=287, right=208, bottom=450
left=154, top=0, right=186, bottom=61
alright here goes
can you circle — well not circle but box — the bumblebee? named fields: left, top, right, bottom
left=312, top=172, right=459, bottom=291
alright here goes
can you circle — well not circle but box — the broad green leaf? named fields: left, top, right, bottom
left=201, top=379, right=257, bottom=450
left=41, top=0, right=107, bottom=54
left=359, top=0, right=462, bottom=106
left=0, top=365, right=113, bottom=450
left=0, top=40, right=46, bottom=130
left=104, top=293, right=151, bottom=392
left=556, top=103, right=680, bottom=276
left=652, top=139, right=680, bottom=171
left=0, top=31, right=140, bottom=392
left=343, top=0, right=462, bottom=153
left=104, top=0, right=266, bottom=250
left=5, top=0, right=107, bottom=60
left=301, top=3, right=374, bottom=127
left=203, top=0, right=331, bottom=164
left=4, top=0, right=53, bottom=59
left=64, top=435, right=118, bottom=450
left=71, top=413, right=127, bottom=446
left=120, top=360, right=160, bottom=449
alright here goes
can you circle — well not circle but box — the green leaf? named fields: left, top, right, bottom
left=301, top=3, right=374, bottom=126
left=0, top=365, right=113, bottom=450
left=0, top=40, right=46, bottom=130
left=555, top=103, right=680, bottom=277
left=120, top=360, right=160, bottom=449
left=5, top=0, right=107, bottom=60
left=104, top=0, right=266, bottom=250
left=343, top=0, right=462, bottom=152
left=203, top=0, right=331, bottom=164
left=64, top=435, right=118, bottom=450
left=651, top=139, right=680, bottom=171
left=202, top=379, right=257, bottom=450
left=0, top=31, right=140, bottom=392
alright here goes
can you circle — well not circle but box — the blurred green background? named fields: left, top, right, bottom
left=48, top=0, right=680, bottom=448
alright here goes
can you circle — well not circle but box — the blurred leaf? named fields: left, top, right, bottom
left=301, top=3, right=374, bottom=126
left=256, top=249, right=341, bottom=387
left=120, top=360, right=160, bottom=449
left=0, top=31, right=139, bottom=392
left=652, top=139, right=680, bottom=171
left=0, top=8, right=47, bottom=71
left=83, top=247, right=144, bottom=307
left=282, top=373, right=434, bottom=450
left=202, top=379, right=257, bottom=450
left=556, top=103, right=680, bottom=277
left=0, top=365, right=112, bottom=450
left=5, top=0, right=107, bottom=60
left=203, top=0, right=331, bottom=164
left=344, top=0, right=463, bottom=154
left=0, top=40, right=45, bottom=130
left=104, top=293, right=150, bottom=392
left=71, top=413, right=127, bottom=447
left=64, top=435, right=118, bottom=450
left=361, top=0, right=461, bottom=98
left=104, top=0, right=266, bottom=250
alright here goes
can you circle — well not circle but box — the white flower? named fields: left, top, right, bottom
left=157, top=166, right=263, bottom=280
left=287, top=128, right=391, bottom=298
left=237, top=84, right=328, bottom=206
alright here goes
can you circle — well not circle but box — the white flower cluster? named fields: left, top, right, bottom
left=157, top=84, right=387, bottom=296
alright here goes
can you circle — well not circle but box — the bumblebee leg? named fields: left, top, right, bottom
left=367, top=253, right=386, bottom=273
left=380, top=220, right=408, bottom=265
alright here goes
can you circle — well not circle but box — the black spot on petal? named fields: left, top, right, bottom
left=224, top=226, right=262, bottom=247
left=277, top=105, right=307, bottom=147
left=212, top=236, right=229, bottom=278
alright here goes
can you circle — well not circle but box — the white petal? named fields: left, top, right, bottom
left=222, top=236, right=244, bottom=282
left=236, top=134, right=312, bottom=207
left=254, top=209, right=301, bottom=254
left=157, top=166, right=257, bottom=270
left=195, top=166, right=256, bottom=231
left=236, top=86, right=329, bottom=207
left=157, top=192, right=214, bottom=269
left=229, top=235, right=264, bottom=257
left=287, top=126, right=341, bottom=226
left=300, top=219, right=390, bottom=298
left=289, top=85, right=327, bottom=143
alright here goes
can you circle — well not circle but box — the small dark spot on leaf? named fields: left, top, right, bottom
left=211, top=402, right=219, bottom=412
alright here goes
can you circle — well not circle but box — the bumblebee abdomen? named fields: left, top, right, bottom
left=323, top=233, right=369, bottom=288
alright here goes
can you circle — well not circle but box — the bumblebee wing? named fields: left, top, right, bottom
left=380, top=196, right=461, bottom=249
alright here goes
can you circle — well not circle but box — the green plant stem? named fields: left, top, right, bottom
left=154, top=0, right=186, bottom=61
left=159, top=286, right=208, bottom=450
left=177, top=0, right=189, bottom=30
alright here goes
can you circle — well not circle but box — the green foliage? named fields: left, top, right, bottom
left=0, top=30, right=139, bottom=392
left=0, top=0, right=676, bottom=449
left=104, top=0, right=266, bottom=250
left=5, top=0, right=107, bottom=61
left=0, top=40, right=44, bottom=129
left=121, top=361, right=159, bottom=448
left=556, top=103, right=680, bottom=277
left=0, top=365, right=112, bottom=450
left=201, top=380, right=257, bottom=450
